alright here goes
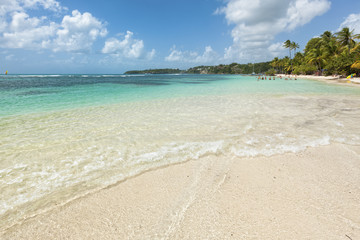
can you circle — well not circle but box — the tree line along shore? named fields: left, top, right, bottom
left=124, top=62, right=271, bottom=75
left=125, top=27, right=360, bottom=77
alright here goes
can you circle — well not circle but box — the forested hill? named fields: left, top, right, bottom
left=124, top=62, right=272, bottom=75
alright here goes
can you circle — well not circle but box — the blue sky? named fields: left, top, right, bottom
left=0, top=0, right=360, bottom=74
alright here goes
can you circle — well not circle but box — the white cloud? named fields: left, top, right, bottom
left=10, top=12, right=41, bottom=32
left=102, top=31, right=154, bottom=59
left=5, top=54, right=15, bottom=60
left=0, top=12, right=57, bottom=49
left=268, top=42, right=287, bottom=57
left=286, top=0, right=331, bottom=30
left=147, top=49, right=156, bottom=59
left=0, top=0, right=22, bottom=17
left=165, top=47, right=183, bottom=62
left=165, top=46, right=218, bottom=64
left=0, top=0, right=63, bottom=16
left=216, top=0, right=331, bottom=62
left=339, top=13, right=360, bottom=34
left=0, top=0, right=157, bottom=67
left=0, top=1, right=107, bottom=52
left=21, top=0, right=64, bottom=12
left=52, top=10, right=107, bottom=52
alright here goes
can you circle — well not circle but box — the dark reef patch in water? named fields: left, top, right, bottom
left=16, top=90, right=58, bottom=96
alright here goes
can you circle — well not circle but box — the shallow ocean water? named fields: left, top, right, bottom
left=1, top=74, right=360, bottom=232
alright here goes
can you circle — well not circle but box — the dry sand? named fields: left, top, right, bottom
left=277, top=74, right=360, bottom=86
left=2, top=144, right=360, bottom=239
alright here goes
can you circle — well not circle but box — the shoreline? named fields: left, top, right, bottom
left=2, top=143, right=360, bottom=239
left=276, top=74, right=360, bottom=87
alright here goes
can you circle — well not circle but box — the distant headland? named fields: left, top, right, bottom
left=124, top=62, right=272, bottom=75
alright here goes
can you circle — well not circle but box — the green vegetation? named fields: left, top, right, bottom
left=186, top=62, right=271, bottom=74
left=126, top=28, right=360, bottom=77
left=124, top=68, right=183, bottom=74
left=125, top=62, right=272, bottom=75
left=272, top=27, right=360, bottom=76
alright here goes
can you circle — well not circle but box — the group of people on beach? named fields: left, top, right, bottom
left=257, top=75, right=297, bottom=81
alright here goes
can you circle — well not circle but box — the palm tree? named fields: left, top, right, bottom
left=306, top=47, right=326, bottom=73
left=293, top=52, right=304, bottom=66
left=291, top=41, right=300, bottom=54
left=271, top=57, right=280, bottom=73
left=320, top=31, right=338, bottom=57
left=319, top=31, right=342, bottom=72
left=351, top=42, right=360, bottom=54
left=283, top=40, right=292, bottom=59
left=351, top=60, right=360, bottom=69
left=336, top=27, right=356, bottom=53
left=290, top=42, right=300, bottom=73
left=349, top=34, right=360, bottom=54
left=284, top=40, right=297, bottom=73
left=321, top=31, right=333, bottom=41
left=280, top=56, right=291, bottom=74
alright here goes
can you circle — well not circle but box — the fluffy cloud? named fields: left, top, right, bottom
left=51, top=10, right=107, bottom=52
left=0, top=11, right=57, bottom=48
left=339, top=13, right=360, bottom=34
left=216, top=0, right=331, bottom=62
left=21, top=0, right=63, bottom=11
left=0, top=0, right=155, bottom=57
left=0, top=1, right=107, bottom=52
left=165, top=46, right=218, bottom=64
left=268, top=42, right=287, bottom=57
left=0, top=0, right=63, bottom=16
left=102, top=31, right=155, bottom=59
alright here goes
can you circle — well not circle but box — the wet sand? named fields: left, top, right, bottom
left=2, top=144, right=360, bottom=239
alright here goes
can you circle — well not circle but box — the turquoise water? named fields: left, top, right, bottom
left=1, top=74, right=359, bottom=116
left=1, top=74, right=360, bottom=233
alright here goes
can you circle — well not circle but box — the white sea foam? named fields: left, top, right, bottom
left=130, top=141, right=224, bottom=167
left=16, top=75, right=61, bottom=78
left=231, top=135, right=331, bottom=157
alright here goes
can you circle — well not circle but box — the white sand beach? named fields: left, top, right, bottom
left=277, top=74, right=360, bottom=86
left=2, top=144, right=360, bottom=240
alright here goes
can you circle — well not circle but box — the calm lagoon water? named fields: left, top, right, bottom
left=1, top=74, right=360, bottom=232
